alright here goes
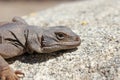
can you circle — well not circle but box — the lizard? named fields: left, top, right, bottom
left=0, top=17, right=81, bottom=80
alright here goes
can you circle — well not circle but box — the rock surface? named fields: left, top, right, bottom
left=9, top=0, right=120, bottom=80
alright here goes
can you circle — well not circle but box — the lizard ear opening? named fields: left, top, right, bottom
left=41, top=35, right=45, bottom=48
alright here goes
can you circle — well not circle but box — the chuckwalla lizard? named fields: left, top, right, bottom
left=0, top=17, right=80, bottom=80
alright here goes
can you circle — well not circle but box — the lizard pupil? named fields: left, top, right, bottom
left=56, top=33, right=64, bottom=40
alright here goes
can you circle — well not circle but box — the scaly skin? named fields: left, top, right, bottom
left=0, top=17, right=81, bottom=80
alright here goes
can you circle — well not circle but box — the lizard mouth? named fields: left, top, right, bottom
left=41, top=40, right=81, bottom=53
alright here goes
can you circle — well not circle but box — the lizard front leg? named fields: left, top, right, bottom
left=0, top=44, right=24, bottom=80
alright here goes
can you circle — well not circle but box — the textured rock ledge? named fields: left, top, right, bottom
left=9, top=0, right=120, bottom=80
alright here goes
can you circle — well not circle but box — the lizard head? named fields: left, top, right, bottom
left=40, top=26, right=81, bottom=53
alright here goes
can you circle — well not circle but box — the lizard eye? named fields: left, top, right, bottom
left=55, top=32, right=65, bottom=40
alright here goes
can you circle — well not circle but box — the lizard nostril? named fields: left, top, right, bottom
left=75, top=36, right=80, bottom=41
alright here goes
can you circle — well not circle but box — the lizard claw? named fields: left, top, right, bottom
left=0, top=67, right=24, bottom=80
left=15, top=70, right=25, bottom=78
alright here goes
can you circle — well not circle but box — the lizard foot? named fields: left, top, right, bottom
left=0, top=67, right=24, bottom=80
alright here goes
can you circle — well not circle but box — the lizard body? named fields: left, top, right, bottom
left=0, top=17, right=80, bottom=80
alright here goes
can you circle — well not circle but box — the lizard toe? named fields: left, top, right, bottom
left=0, top=67, right=22, bottom=80
left=1, top=76, right=6, bottom=80
left=15, top=70, right=24, bottom=78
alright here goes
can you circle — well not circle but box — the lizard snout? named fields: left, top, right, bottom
left=74, top=36, right=81, bottom=46
left=75, top=36, right=80, bottom=41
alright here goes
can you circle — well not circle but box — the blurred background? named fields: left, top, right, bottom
left=0, top=1, right=74, bottom=21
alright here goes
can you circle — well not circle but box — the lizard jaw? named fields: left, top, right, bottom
left=41, top=41, right=81, bottom=53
